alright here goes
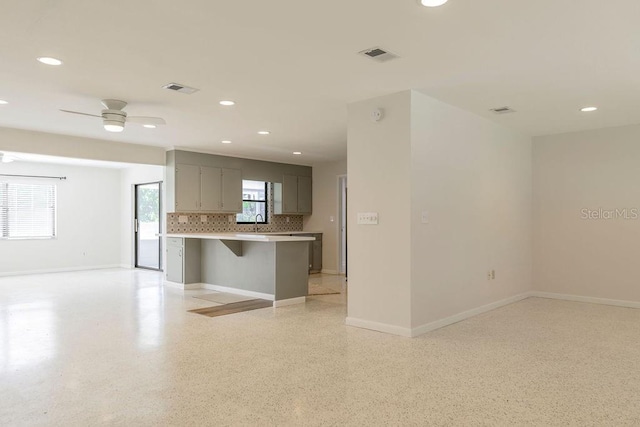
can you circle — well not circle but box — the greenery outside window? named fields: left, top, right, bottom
left=0, top=181, right=57, bottom=239
left=236, top=180, right=268, bottom=224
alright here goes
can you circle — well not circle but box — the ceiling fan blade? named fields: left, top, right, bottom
left=60, top=109, right=102, bottom=118
left=127, top=116, right=166, bottom=126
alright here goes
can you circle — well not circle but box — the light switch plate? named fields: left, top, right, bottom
left=421, top=211, right=429, bottom=224
left=357, top=212, right=379, bottom=225
left=178, top=215, right=188, bottom=224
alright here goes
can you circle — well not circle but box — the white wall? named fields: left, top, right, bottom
left=346, top=90, right=532, bottom=336
left=0, top=127, right=165, bottom=165
left=347, top=91, right=413, bottom=333
left=0, top=162, right=122, bottom=275
left=533, top=124, right=640, bottom=303
left=410, top=91, right=533, bottom=328
left=119, top=165, right=165, bottom=268
left=303, top=159, right=347, bottom=274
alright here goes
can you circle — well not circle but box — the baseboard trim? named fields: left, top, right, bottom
left=530, top=291, right=640, bottom=309
left=320, top=269, right=338, bottom=275
left=202, top=284, right=275, bottom=301
left=0, top=265, right=125, bottom=277
left=410, top=292, right=532, bottom=337
left=345, top=317, right=413, bottom=338
left=164, top=280, right=210, bottom=290
left=273, top=296, right=306, bottom=307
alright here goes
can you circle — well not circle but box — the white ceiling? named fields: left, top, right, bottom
left=0, top=0, right=638, bottom=165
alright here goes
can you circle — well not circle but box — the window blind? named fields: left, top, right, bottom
left=0, top=182, right=56, bottom=239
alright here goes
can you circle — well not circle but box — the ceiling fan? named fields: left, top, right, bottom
left=60, top=99, right=166, bottom=133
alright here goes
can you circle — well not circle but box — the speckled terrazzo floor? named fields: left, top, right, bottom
left=1, top=269, right=639, bottom=426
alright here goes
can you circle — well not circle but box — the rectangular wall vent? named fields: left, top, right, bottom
left=358, top=47, right=400, bottom=63
left=162, top=83, right=199, bottom=94
left=490, top=106, right=516, bottom=114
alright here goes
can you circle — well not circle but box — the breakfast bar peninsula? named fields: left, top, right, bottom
left=165, top=233, right=315, bottom=306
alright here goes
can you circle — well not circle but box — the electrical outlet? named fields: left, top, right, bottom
left=228, top=215, right=233, bottom=223
left=286, top=217, right=290, bottom=223
left=200, top=215, right=208, bottom=223
left=178, top=215, right=188, bottom=224
left=491, top=270, right=496, bottom=280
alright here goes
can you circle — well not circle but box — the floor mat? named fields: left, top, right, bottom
left=188, top=299, right=273, bottom=317
left=308, top=283, right=341, bottom=295
left=194, top=292, right=255, bottom=305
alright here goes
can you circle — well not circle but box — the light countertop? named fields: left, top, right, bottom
left=165, top=233, right=316, bottom=242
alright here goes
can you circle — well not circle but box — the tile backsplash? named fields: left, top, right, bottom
left=166, top=183, right=304, bottom=234
left=166, top=212, right=303, bottom=233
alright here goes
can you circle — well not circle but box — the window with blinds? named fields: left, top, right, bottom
left=0, top=181, right=57, bottom=239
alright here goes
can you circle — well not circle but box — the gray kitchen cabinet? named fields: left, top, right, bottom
left=166, top=237, right=201, bottom=284
left=274, top=174, right=312, bottom=215
left=173, top=163, right=242, bottom=213
left=175, top=164, right=201, bottom=211
left=297, top=176, right=312, bottom=214
left=200, top=166, right=222, bottom=211
left=220, top=168, right=243, bottom=213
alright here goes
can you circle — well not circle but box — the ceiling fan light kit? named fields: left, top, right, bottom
left=419, top=0, right=448, bottom=6
left=61, top=99, right=165, bottom=133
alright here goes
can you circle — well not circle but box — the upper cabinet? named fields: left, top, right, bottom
left=274, top=174, right=312, bottom=215
left=220, top=168, right=242, bottom=213
left=166, top=150, right=312, bottom=214
left=174, top=163, right=242, bottom=213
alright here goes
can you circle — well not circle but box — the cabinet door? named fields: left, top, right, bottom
left=166, top=245, right=184, bottom=283
left=175, top=164, right=200, bottom=211
left=200, top=166, right=222, bottom=211
left=312, top=240, right=322, bottom=272
left=282, top=174, right=298, bottom=214
left=297, top=176, right=312, bottom=214
left=221, top=168, right=243, bottom=213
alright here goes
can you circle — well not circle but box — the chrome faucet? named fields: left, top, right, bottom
left=254, top=214, right=264, bottom=233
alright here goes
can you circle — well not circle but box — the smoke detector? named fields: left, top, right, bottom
left=358, top=47, right=400, bottom=63
left=490, top=106, right=516, bottom=115
left=162, top=83, right=199, bottom=94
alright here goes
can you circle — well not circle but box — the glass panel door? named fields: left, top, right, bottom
left=135, top=182, right=162, bottom=270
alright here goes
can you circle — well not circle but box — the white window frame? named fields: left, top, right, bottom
left=0, top=180, right=57, bottom=240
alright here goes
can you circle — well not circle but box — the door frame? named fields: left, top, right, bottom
left=337, top=175, right=347, bottom=276
left=134, top=181, right=163, bottom=271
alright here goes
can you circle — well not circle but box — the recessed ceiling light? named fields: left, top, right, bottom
left=221, top=140, right=232, bottom=144
left=420, top=0, right=448, bottom=7
left=219, top=100, right=235, bottom=106
left=258, top=131, right=270, bottom=135
left=143, top=124, right=157, bottom=129
left=293, top=151, right=302, bottom=155
left=37, top=57, right=63, bottom=66
left=0, top=100, right=8, bottom=105
left=580, top=106, right=598, bottom=112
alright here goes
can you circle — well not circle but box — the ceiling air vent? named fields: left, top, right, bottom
left=490, top=106, right=516, bottom=114
left=358, top=47, right=399, bottom=63
left=162, top=82, right=199, bottom=94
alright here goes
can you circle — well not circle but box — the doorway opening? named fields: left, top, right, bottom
left=338, top=175, right=347, bottom=276
left=135, top=182, right=162, bottom=271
